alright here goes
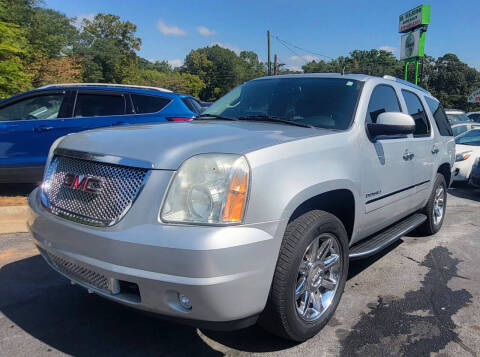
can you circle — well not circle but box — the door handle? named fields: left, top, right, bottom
left=431, top=146, right=439, bottom=154
left=403, top=153, right=410, bottom=161
left=33, top=126, right=53, bottom=132
left=409, top=153, right=415, bottom=160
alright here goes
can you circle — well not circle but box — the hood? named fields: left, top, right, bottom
left=57, top=120, right=334, bottom=170
left=455, top=144, right=480, bottom=154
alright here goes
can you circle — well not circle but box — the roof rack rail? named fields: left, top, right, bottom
left=382, top=75, right=431, bottom=95
left=37, top=83, right=173, bottom=93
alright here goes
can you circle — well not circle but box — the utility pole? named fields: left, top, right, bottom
left=273, top=54, right=278, bottom=75
left=267, top=30, right=271, bottom=76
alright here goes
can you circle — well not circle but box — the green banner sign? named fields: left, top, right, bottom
left=399, top=4, right=430, bottom=33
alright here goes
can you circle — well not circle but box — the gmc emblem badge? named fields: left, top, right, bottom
left=62, top=174, right=102, bottom=194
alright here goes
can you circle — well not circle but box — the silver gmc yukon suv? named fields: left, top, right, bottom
left=28, top=74, right=455, bottom=341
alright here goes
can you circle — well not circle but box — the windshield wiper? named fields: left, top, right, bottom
left=196, top=114, right=239, bottom=121
left=237, top=115, right=315, bottom=128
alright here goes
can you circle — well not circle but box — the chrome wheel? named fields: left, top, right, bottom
left=433, top=186, right=445, bottom=225
left=295, top=233, right=342, bottom=322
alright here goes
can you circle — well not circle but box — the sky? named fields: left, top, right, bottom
left=44, top=0, right=479, bottom=71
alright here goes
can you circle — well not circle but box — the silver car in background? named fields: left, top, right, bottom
left=28, top=74, right=454, bottom=341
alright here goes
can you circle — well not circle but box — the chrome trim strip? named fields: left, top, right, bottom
left=54, top=148, right=155, bottom=170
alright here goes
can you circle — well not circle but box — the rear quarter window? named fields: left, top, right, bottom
left=424, top=97, right=453, bottom=136
left=131, top=94, right=171, bottom=114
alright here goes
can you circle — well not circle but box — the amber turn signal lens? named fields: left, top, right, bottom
left=223, top=171, right=248, bottom=222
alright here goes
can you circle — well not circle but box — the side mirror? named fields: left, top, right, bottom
left=367, top=112, right=415, bottom=139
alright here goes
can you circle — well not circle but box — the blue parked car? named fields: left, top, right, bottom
left=0, top=83, right=203, bottom=183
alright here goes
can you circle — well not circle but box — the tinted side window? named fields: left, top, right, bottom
left=366, top=85, right=401, bottom=123
left=74, top=93, right=125, bottom=117
left=469, top=113, right=480, bottom=122
left=424, top=97, right=453, bottom=136
left=452, top=125, right=467, bottom=137
left=0, top=94, right=64, bottom=121
left=131, top=94, right=171, bottom=114
left=182, top=98, right=202, bottom=114
left=402, top=90, right=430, bottom=137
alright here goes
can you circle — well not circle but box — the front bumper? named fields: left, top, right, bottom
left=453, top=158, right=474, bottom=182
left=28, top=187, right=285, bottom=329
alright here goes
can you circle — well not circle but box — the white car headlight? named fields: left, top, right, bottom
left=455, top=151, right=472, bottom=162
left=160, top=154, right=250, bottom=224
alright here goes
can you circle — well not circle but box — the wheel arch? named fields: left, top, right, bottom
left=437, top=162, right=451, bottom=187
left=283, top=182, right=358, bottom=241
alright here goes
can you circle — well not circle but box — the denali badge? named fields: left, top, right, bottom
left=62, top=174, right=102, bottom=194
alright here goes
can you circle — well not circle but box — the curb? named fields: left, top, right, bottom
left=0, top=205, right=29, bottom=234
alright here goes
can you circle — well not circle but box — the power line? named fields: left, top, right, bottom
left=272, top=34, right=334, bottom=60
left=273, top=37, right=306, bottom=61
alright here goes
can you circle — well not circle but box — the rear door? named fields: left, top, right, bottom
left=65, top=90, right=131, bottom=131
left=0, top=90, right=71, bottom=175
left=401, top=89, right=435, bottom=202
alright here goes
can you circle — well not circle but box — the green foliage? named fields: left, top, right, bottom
left=0, top=21, right=31, bottom=98
left=183, top=45, right=267, bottom=100
left=133, top=70, right=205, bottom=97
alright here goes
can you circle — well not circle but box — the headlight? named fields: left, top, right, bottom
left=160, top=154, right=250, bottom=224
left=455, top=151, right=472, bottom=162
left=43, top=136, right=65, bottom=179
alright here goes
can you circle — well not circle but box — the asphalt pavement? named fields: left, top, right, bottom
left=1, top=185, right=479, bottom=356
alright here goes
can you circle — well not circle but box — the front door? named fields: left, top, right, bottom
left=0, top=90, right=71, bottom=181
left=360, top=84, right=415, bottom=237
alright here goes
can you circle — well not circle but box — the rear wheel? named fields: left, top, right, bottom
left=259, top=210, right=349, bottom=341
left=417, top=173, right=447, bottom=235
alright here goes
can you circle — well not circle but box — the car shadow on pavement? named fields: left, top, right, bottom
left=0, top=254, right=298, bottom=356
left=0, top=183, right=37, bottom=196
left=0, top=242, right=406, bottom=355
left=448, top=185, right=480, bottom=202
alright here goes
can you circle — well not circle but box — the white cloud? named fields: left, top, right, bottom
left=157, top=20, right=187, bottom=36
left=73, top=13, right=95, bottom=29
left=197, top=26, right=215, bottom=36
left=211, top=42, right=241, bottom=54
left=168, top=59, right=183, bottom=68
left=379, top=46, right=397, bottom=54
left=285, top=65, right=304, bottom=72
left=289, top=55, right=319, bottom=63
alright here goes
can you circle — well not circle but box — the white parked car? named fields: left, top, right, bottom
left=453, top=129, right=480, bottom=183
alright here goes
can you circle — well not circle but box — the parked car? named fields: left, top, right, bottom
left=467, top=111, right=480, bottom=123
left=469, top=158, right=480, bottom=188
left=28, top=74, right=454, bottom=342
left=453, top=129, right=480, bottom=183
left=445, top=109, right=472, bottom=124
left=451, top=122, right=480, bottom=137
left=0, top=83, right=202, bottom=183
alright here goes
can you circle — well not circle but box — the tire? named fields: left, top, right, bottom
left=417, top=173, right=447, bottom=235
left=259, top=210, right=349, bottom=341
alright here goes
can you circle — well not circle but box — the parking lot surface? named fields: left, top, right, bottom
left=1, top=186, right=479, bottom=356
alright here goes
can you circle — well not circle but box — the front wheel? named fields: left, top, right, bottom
left=259, top=210, right=349, bottom=341
left=417, top=173, right=447, bottom=235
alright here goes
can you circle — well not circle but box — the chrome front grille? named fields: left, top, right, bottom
left=42, top=154, right=149, bottom=227
left=39, top=247, right=118, bottom=294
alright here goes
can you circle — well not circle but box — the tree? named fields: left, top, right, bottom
left=74, top=13, right=141, bottom=83
left=29, top=56, right=82, bottom=87
left=132, top=70, right=205, bottom=97
left=0, top=21, right=31, bottom=98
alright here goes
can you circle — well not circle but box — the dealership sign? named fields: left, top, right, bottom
left=398, top=4, right=430, bottom=33
left=468, top=89, right=480, bottom=103
left=400, top=29, right=425, bottom=60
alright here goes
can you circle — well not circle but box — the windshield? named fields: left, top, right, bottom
left=202, top=78, right=363, bottom=130
left=447, top=113, right=471, bottom=123
left=455, top=129, right=480, bottom=146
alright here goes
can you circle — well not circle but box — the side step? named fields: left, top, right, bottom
left=349, top=213, right=427, bottom=260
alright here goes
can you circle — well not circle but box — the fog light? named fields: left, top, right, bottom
left=179, top=294, right=192, bottom=310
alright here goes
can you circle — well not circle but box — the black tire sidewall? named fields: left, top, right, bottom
left=426, top=174, right=447, bottom=234
left=283, top=213, right=349, bottom=341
